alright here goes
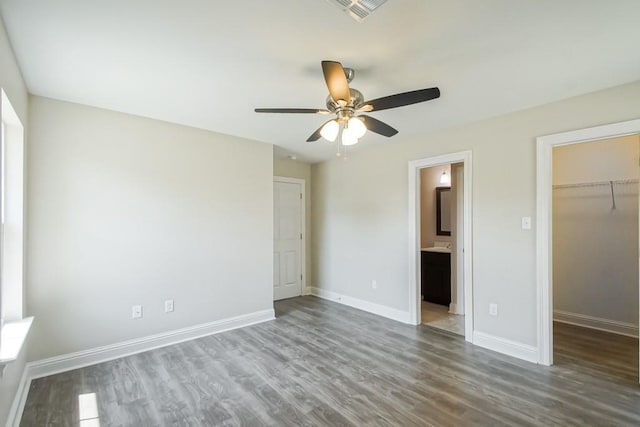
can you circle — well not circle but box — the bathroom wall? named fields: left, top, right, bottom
left=552, top=135, right=639, bottom=334
left=420, top=165, right=452, bottom=248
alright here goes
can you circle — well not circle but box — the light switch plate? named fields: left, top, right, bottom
left=165, top=299, right=174, bottom=313
left=489, top=303, right=498, bottom=316
left=521, top=217, right=532, bottom=230
left=132, top=305, right=143, bottom=319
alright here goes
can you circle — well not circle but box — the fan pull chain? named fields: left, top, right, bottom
left=335, top=142, right=349, bottom=160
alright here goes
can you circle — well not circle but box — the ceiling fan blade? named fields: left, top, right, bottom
left=360, top=87, right=440, bottom=112
left=255, top=108, right=331, bottom=114
left=359, top=115, right=398, bottom=137
left=321, top=61, right=351, bottom=104
left=306, top=119, right=335, bottom=142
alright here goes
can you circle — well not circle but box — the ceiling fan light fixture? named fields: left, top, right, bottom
left=320, top=119, right=339, bottom=141
left=341, top=127, right=359, bottom=146
left=348, top=117, right=367, bottom=138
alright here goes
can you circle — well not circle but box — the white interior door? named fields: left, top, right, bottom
left=274, top=180, right=303, bottom=301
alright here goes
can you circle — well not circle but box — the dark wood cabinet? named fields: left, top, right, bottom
left=421, top=251, right=451, bottom=306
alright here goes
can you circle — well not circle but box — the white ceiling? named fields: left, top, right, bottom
left=2, top=0, right=640, bottom=162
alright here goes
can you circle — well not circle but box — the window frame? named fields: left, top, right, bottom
left=0, top=89, right=31, bottom=372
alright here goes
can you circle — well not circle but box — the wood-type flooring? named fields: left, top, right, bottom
left=20, top=296, right=640, bottom=426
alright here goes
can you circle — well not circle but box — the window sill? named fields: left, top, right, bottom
left=0, top=317, right=33, bottom=376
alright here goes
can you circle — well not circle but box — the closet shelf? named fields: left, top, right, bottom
left=552, top=178, right=639, bottom=189
left=552, top=178, right=638, bottom=210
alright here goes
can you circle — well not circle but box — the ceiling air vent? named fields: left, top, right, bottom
left=327, top=0, right=389, bottom=22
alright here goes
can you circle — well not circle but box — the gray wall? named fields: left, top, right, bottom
left=553, top=136, right=639, bottom=327
left=0, top=13, right=29, bottom=427
left=27, top=96, right=274, bottom=361
left=274, top=156, right=312, bottom=291
left=311, top=80, right=640, bottom=347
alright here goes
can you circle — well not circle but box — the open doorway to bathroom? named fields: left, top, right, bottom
left=419, top=164, right=465, bottom=336
left=409, top=150, right=473, bottom=341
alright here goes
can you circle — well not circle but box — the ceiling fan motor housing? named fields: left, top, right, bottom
left=326, top=88, right=364, bottom=121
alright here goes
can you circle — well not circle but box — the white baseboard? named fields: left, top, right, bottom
left=310, top=289, right=537, bottom=363
left=28, top=308, right=275, bottom=380
left=310, top=287, right=411, bottom=324
left=8, top=309, right=274, bottom=426
left=473, top=331, right=538, bottom=363
left=6, top=366, right=30, bottom=427
left=554, top=310, right=638, bottom=338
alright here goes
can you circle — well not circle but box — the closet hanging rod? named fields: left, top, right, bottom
left=552, top=178, right=639, bottom=189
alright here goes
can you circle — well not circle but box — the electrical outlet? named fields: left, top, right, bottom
left=165, top=299, right=174, bottom=313
left=489, top=303, right=498, bottom=316
left=132, top=305, right=143, bottom=319
left=521, top=216, right=532, bottom=230
left=372, top=280, right=377, bottom=289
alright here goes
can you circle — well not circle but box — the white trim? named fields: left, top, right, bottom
left=408, top=151, right=473, bottom=342
left=0, top=317, right=33, bottom=368
left=26, top=309, right=274, bottom=380
left=273, top=176, right=306, bottom=300
left=273, top=176, right=305, bottom=185
left=473, top=331, right=538, bottom=363
left=310, top=287, right=411, bottom=324
left=6, top=365, right=30, bottom=427
left=454, top=164, right=465, bottom=316
left=536, top=138, right=553, bottom=366
left=1, top=89, right=26, bottom=323
left=536, top=118, right=640, bottom=367
left=448, top=303, right=463, bottom=315
left=554, top=310, right=639, bottom=338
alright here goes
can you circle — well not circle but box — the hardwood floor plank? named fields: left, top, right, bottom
left=20, top=296, right=640, bottom=426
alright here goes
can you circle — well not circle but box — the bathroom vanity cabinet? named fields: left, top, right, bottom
left=421, top=250, right=451, bottom=306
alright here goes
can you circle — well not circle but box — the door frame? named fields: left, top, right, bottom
left=536, top=118, right=640, bottom=366
left=408, top=150, right=473, bottom=341
left=274, top=176, right=306, bottom=297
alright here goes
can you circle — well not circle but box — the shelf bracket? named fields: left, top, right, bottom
left=609, top=181, right=616, bottom=210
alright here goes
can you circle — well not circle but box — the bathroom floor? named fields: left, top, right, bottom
left=422, top=301, right=464, bottom=336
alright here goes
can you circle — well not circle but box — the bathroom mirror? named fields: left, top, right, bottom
left=436, top=187, right=451, bottom=236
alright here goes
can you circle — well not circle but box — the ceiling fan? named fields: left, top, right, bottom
left=255, top=60, right=440, bottom=146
